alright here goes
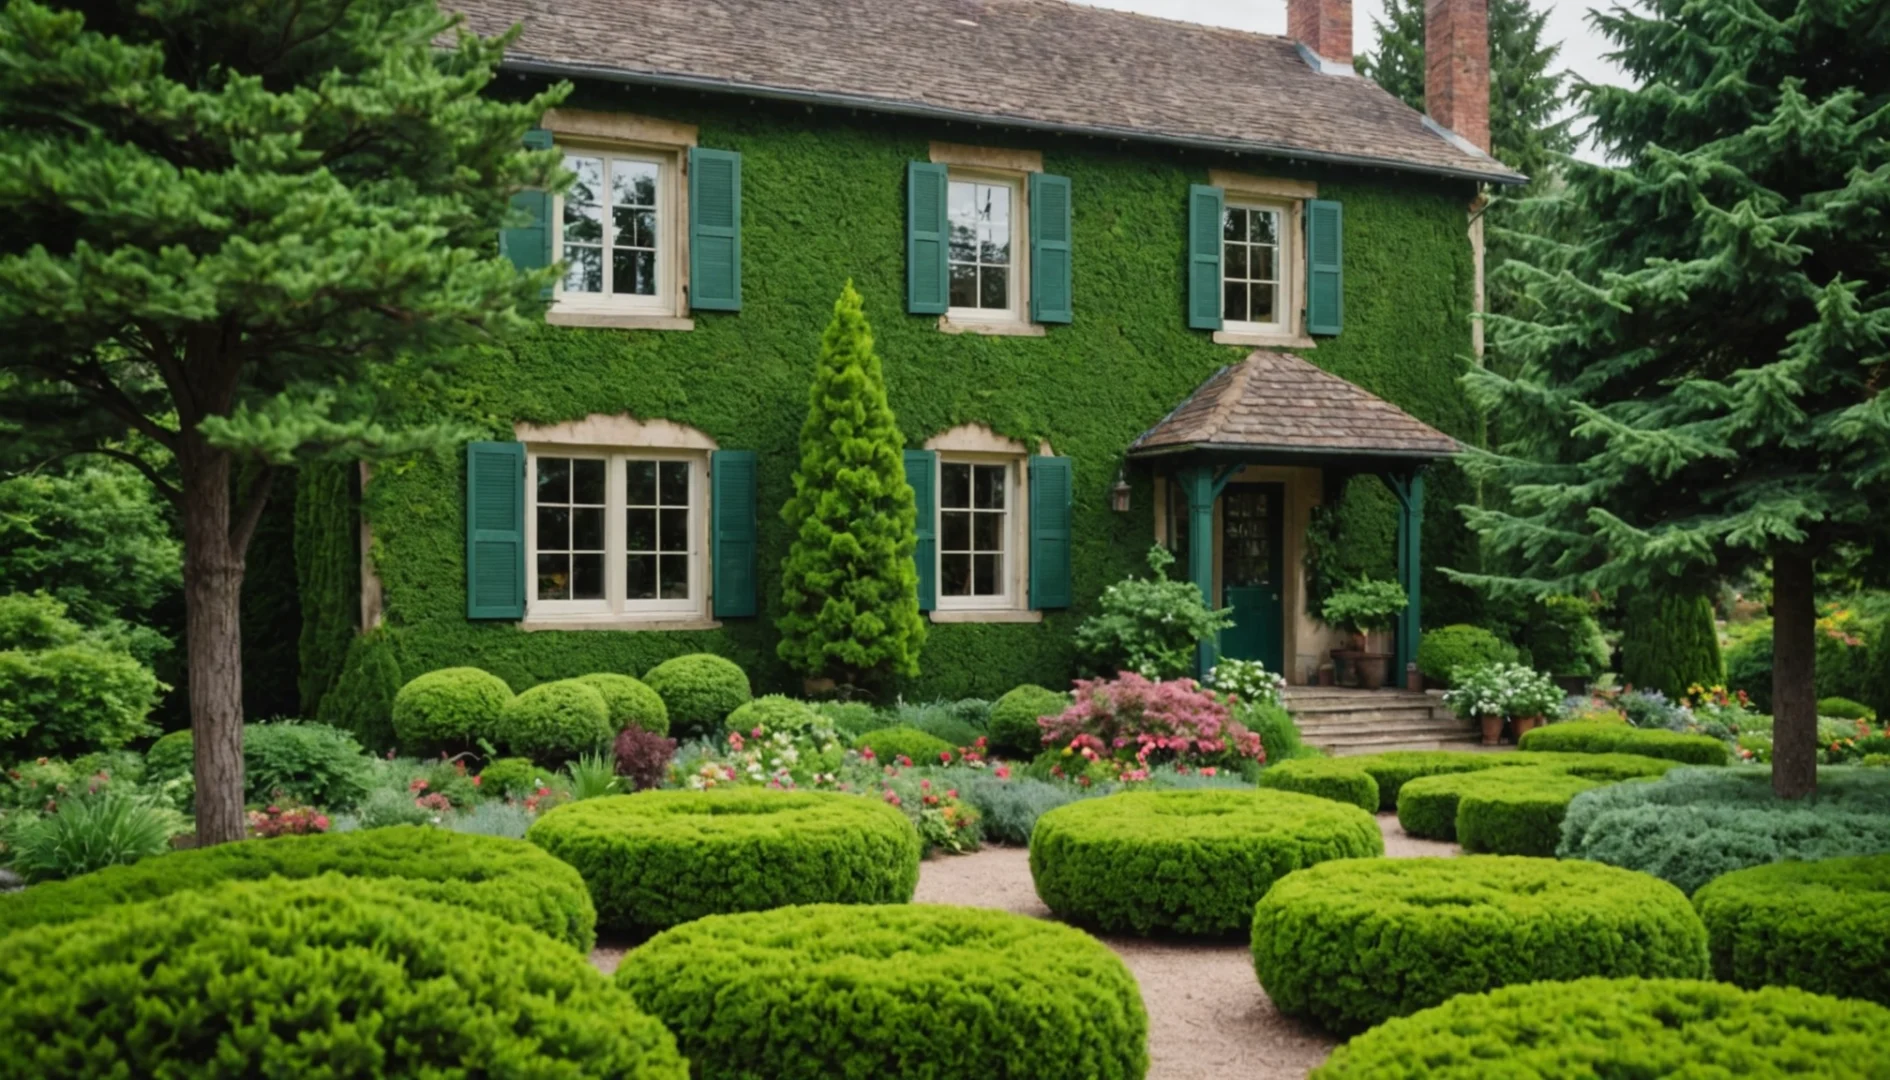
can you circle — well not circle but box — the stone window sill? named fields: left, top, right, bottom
left=520, top=616, right=722, bottom=632
left=1214, top=330, right=1316, bottom=349
left=929, top=608, right=1044, bottom=624
left=938, top=316, right=1045, bottom=338
left=547, top=310, right=695, bottom=332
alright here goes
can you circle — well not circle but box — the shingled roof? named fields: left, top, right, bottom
left=1130, top=351, right=1461, bottom=461
left=452, top=0, right=1524, bottom=185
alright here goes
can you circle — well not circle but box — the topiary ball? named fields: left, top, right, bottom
left=391, top=667, right=513, bottom=754
left=501, top=680, right=613, bottom=763
left=642, top=653, right=751, bottom=737
left=1312, top=978, right=1890, bottom=1078
left=616, top=903, right=1147, bottom=1080
left=526, top=789, right=920, bottom=936
left=478, top=756, right=551, bottom=799
left=1256, top=756, right=1379, bottom=813
left=1251, top=856, right=1709, bottom=1032
left=1693, top=854, right=1890, bottom=1007
left=988, top=684, right=1068, bottom=757
left=1414, top=624, right=1518, bottom=687
left=1030, top=788, right=1383, bottom=936
left=852, top=725, right=955, bottom=765
left=575, top=674, right=669, bottom=735
left=725, top=694, right=820, bottom=737
left=143, top=728, right=194, bottom=782
left=0, top=876, right=686, bottom=1078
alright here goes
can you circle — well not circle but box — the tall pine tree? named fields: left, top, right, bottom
left=1455, top=0, right=1890, bottom=797
left=777, top=283, right=926, bottom=688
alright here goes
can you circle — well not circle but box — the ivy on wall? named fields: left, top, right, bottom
left=295, top=462, right=359, bottom=718
left=305, top=83, right=1484, bottom=704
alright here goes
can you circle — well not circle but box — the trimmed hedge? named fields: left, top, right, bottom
left=1351, top=750, right=1518, bottom=810
left=726, top=693, right=820, bottom=736
left=575, top=673, right=670, bottom=735
left=988, top=684, right=1067, bottom=756
left=501, top=679, right=614, bottom=762
left=642, top=653, right=750, bottom=737
left=1456, top=769, right=1604, bottom=856
left=1312, top=978, right=1890, bottom=1078
left=1256, top=756, right=1379, bottom=813
left=1521, top=719, right=1729, bottom=765
left=479, top=756, right=549, bottom=798
left=617, top=903, right=1146, bottom=1080
left=0, top=825, right=597, bottom=948
left=1396, top=767, right=1546, bottom=842
left=853, top=725, right=955, bottom=763
left=0, top=877, right=685, bottom=1078
left=1692, top=854, right=1890, bottom=1006
left=1414, top=623, right=1516, bottom=686
left=391, top=666, right=512, bottom=753
left=1251, top=857, right=1709, bottom=1032
left=526, top=789, right=920, bottom=935
left=1030, top=788, right=1383, bottom=936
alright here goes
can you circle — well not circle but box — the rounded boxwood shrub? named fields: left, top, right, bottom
left=1692, top=854, right=1890, bottom=1006
left=1312, top=978, right=1890, bottom=1079
left=0, top=877, right=685, bottom=1078
left=132, top=721, right=376, bottom=812
left=1256, top=756, right=1379, bottom=813
left=852, top=725, right=955, bottom=764
left=988, top=683, right=1068, bottom=756
left=501, top=679, right=613, bottom=762
left=642, top=653, right=750, bottom=737
left=1251, top=856, right=1709, bottom=1032
left=575, top=673, right=669, bottom=735
left=0, top=825, right=597, bottom=948
left=1456, top=770, right=1604, bottom=855
left=391, top=666, right=513, bottom=753
left=1521, top=719, right=1729, bottom=765
left=478, top=756, right=549, bottom=798
left=1415, top=624, right=1517, bottom=687
left=1030, top=788, right=1383, bottom=936
left=726, top=693, right=820, bottom=736
left=617, top=903, right=1146, bottom=1080
left=526, top=789, right=920, bottom=935
left=143, top=728, right=194, bottom=781
left=1819, top=695, right=1876, bottom=721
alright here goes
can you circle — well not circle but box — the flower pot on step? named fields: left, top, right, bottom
left=1479, top=714, right=1505, bottom=746
left=1512, top=714, right=1543, bottom=739
left=1330, top=648, right=1361, bottom=687
left=1354, top=653, right=1391, bottom=691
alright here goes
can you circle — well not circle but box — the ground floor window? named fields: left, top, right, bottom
left=939, top=458, right=1013, bottom=608
left=529, top=450, right=702, bottom=618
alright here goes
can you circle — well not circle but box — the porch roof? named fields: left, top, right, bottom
left=1128, top=351, right=1461, bottom=467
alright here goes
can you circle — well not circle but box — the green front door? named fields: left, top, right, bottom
left=1220, top=483, right=1284, bottom=674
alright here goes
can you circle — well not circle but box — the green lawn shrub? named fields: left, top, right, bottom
left=811, top=700, right=880, bottom=739
left=0, top=877, right=685, bottom=1078
left=725, top=694, right=819, bottom=737
left=1030, top=788, right=1382, bottom=936
left=575, top=673, right=670, bottom=735
left=143, top=728, right=193, bottom=780
left=617, top=903, right=1144, bottom=1080
left=501, top=679, right=613, bottom=762
left=478, top=756, right=549, bottom=798
left=988, top=684, right=1068, bottom=756
left=1312, top=977, right=1890, bottom=1078
left=526, top=789, right=919, bottom=936
left=0, top=643, right=160, bottom=760
left=1351, top=750, right=1519, bottom=810
left=1521, top=719, right=1729, bottom=764
left=1559, top=766, right=1890, bottom=893
left=1693, top=855, right=1890, bottom=1006
left=0, top=825, right=597, bottom=948
left=1818, top=695, right=1876, bottom=722
left=1415, top=624, right=1517, bottom=686
left=1256, top=756, right=1379, bottom=813
left=853, top=725, right=955, bottom=764
left=641, top=653, right=750, bottom=737
left=1456, top=770, right=1604, bottom=855
left=1251, top=857, right=1708, bottom=1033
left=390, top=666, right=512, bottom=754
left=1235, top=700, right=1304, bottom=764
left=139, top=721, right=374, bottom=811
left=1395, top=768, right=1564, bottom=842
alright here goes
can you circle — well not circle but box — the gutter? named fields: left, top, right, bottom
left=500, top=56, right=1530, bottom=188
left=1125, top=442, right=1459, bottom=463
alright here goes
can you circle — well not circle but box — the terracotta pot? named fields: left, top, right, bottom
left=1404, top=662, right=1423, bottom=692
left=1354, top=653, right=1390, bottom=691
left=1330, top=648, right=1361, bottom=687
left=1316, top=664, right=1336, bottom=687
left=802, top=676, right=836, bottom=697
left=1513, top=714, right=1543, bottom=739
left=1479, top=714, right=1504, bottom=746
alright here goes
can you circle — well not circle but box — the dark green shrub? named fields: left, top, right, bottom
left=575, top=673, right=670, bottom=735
left=1524, top=595, right=1611, bottom=677
left=0, top=643, right=159, bottom=759
left=1621, top=591, right=1723, bottom=699
left=0, top=877, right=685, bottom=1078
left=1312, top=978, right=1890, bottom=1078
left=1456, top=770, right=1604, bottom=856
left=853, top=725, right=955, bottom=764
left=887, top=698, right=991, bottom=747
left=1256, top=756, right=1379, bottom=813
left=1251, top=857, right=1708, bottom=1033
left=811, top=700, right=880, bottom=738
left=988, top=684, right=1068, bottom=756
left=143, top=728, right=193, bottom=781
left=905, top=712, right=981, bottom=749
left=501, top=680, right=613, bottom=762
left=617, top=903, right=1145, bottom=1080
left=642, top=653, right=751, bottom=737
left=526, top=789, right=919, bottom=936
left=140, top=721, right=375, bottom=811
left=0, top=825, right=597, bottom=948
left=1030, top=788, right=1382, bottom=936
left=725, top=693, right=819, bottom=736
left=1521, top=719, right=1729, bottom=764
left=1395, top=767, right=1553, bottom=841
left=478, top=756, right=549, bottom=798
left=1414, top=624, right=1517, bottom=686
left=390, top=666, right=512, bottom=754
left=1235, top=700, right=1303, bottom=764
left=1818, top=695, right=1875, bottom=721
left=1693, top=855, right=1889, bottom=1006
left=1723, top=617, right=1774, bottom=712
left=314, top=629, right=403, bottom=752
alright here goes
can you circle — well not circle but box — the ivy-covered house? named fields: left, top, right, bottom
left=297, top=0, right=1522, bottom=713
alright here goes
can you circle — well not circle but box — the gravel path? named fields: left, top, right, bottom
left=592, top=813, right=1457, bottom=1079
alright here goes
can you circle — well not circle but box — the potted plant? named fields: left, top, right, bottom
left=1443, top=663, right=1511, bottom=745
left=1504, top=667, right=1563, bottom=739
left=1320, top=578, right=1409, bottom=690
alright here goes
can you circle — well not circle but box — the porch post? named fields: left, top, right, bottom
left=1177, top=466, right=1219, bottom=675
left=1385, top=470, right=1425, bottom=684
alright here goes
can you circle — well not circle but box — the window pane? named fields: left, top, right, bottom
left=658, top=508, right=688, bottom=552
left=627, top=461, right=657, bottom=505
left=1253, top=210, right=1278, bottom=245
left=973, top=553, right=1000, bottom=596
left=626, top=508, right=656, bottom=552
left=633, top=209, right=657, bottom=249
left=564, top=201, right=603, bottom=244
left=537, top=506, right=568, bottom=547
left=972, top=511, right=1002, bottom=552
left=613, top=160, right=658, bottom=207
left=572, top=553, right=605, bottom=600
left=1223, top=207, right=1245, bottom=242
left=982, top=184, right=1010, bottom=230
left=1251, top=283, right=1277, bottom=323
left=940, top=464, right=971, bottom=509
left=948, top=181, right=976, bottom=228
left=573, top=459, right=605, bottom=504
left=1223, top=280, right=1248, bottom=322
left=949, top=263, right=977, bottom=309
left=538, top=458, right=571, bottom=503
left=537, top=553, right=569, bottom=601
left=566, top=156, right=603, bottom=205
left=564, top=245, right=602, bottom=293
left=572, top=507, right=604, bottom=551
left=979, top=266, right=1007, bottom=310
left=973, top=465, right=1005, bottom=510
left=941, top=553, right=971, bottom=597
left=1251, top=244, right=1275, bottom=283
left=658, top=462, right=689, bottom=506
left=614, top=249, right=656, bottom=296
left=659, top=555, right=690, bottom=600
left=626, top=554, right=655, bottom=600
left=941, top=509, right=970, bottom=551
left=980, top=222, right=1009, bottom=266
left=1225, top=242, right=1248, bottom=280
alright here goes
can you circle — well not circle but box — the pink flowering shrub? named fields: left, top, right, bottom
left=1040, top=672, right=1265, bottom=774
left=247, top=802, right=329, bottom=837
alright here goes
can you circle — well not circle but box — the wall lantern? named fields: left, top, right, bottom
left=1109, top=467, right=1132, bottom=513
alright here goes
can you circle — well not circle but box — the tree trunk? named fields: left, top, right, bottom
left=181, top=440, right=248, bottom=845
left=1771, top=548, right=1817, bottom=799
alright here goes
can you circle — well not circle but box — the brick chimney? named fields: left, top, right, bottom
left=1288, top=0, right=1352, bottom=66
left=1424, top=0, right=1491, bottom=153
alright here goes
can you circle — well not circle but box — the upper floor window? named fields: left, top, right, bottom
left=1223, top=202, right=1287, bottom=330
left=947, top=175, right=1022, bottom=321
left=557, top=150, right=673, bottom=314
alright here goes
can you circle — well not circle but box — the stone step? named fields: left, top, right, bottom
left=1322, top=733, right=1489, bottom=755
left=1289, top=705, right=1446, bottom=725
left=1298, top=722, right=1476, bottom=743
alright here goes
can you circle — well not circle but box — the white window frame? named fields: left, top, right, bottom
left=525, top=447, right=706, bottom=622
left=551, top=143, right=680, bottom=317
left=936, top=454, right=1022, bottom=612
left=945, top=169, right=1028, bottom=326
left=1221, top=198, right=1300, bottom=338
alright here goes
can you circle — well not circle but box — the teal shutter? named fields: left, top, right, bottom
left=904, top=449, right=937, bottom=612
left=1028, top=456, right=1073, bottom=609
left=1029, top=172, right=1073, bottom=324
left=501, top=128, right=556, bottom=299
left=711, top=450, right=757, bottom=617
left=1187, top=184, right=1224, bottom=330
left=689, top=147, right=742, bottom=311
left=1306, top=198, right=1344, bottom=335
left=466, top=441, right=525, bottom=620
left=907, top=162, right=949, bottom=315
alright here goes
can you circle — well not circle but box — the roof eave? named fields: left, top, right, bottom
left=1126, top=440, right=1460, bottom=463
left=499, top=56, right=1530, bottom=187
